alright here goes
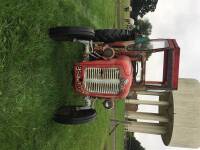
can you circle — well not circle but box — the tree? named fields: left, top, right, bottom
left=134, top=19, right=152, bottom=36
left=125, top=133, right=145, bottom=150
left=130, top=0, right=158, bottom=20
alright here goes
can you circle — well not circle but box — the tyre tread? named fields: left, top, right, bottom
left=94, top=29, right=134, bottom=43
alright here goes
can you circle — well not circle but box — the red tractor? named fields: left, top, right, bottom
left=49, top=27, right=180, bottom=124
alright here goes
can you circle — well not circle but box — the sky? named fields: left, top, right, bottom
left=134, top=0, right=200, bottom=150
left=146, top=0, right=200, bottom=81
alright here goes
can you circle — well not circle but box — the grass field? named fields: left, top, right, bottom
left=0, top=0, right=125, bottom=149
left=116, top=0, right=131, bottom=28
left=115, top=101, right=125, bottom=150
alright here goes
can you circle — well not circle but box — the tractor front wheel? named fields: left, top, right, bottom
left=54, top=106, right=96, bottom=124
left=49, top=26, right=95, bottom=41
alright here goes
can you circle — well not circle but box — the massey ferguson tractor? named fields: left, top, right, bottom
left=49, top=27, right=180, bottom=125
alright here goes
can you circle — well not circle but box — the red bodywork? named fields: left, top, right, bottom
left=74, top=56, right=133, bottom=99
left=109, top=39, right=180, bottom=90
left=73, top=39, right=180, bottom=99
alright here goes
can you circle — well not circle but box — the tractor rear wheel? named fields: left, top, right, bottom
left=49, top=26, right=95, bottom=41
left=54, top=106, right=96, bottom=124
left=94, top=29, right=135, bottom=43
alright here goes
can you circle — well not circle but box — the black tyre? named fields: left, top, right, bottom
left=49, top=26, right=95, bottom=41
left=94, top=29, right=135, bottom=43
left=54, top=106, right=96, bottom=124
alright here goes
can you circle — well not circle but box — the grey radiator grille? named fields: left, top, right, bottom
left=84, top=67, right=121, bottom=94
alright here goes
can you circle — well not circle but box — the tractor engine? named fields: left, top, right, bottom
left=74, top=56, right=133, bottom=99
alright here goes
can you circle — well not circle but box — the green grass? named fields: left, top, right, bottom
left=115, top=101, right=125, bottom=150
left=105, top=101, right=125, bottom=150
left=0, top=0, right=117, bottom=149
left=116, top=0, right=131, bottom=28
